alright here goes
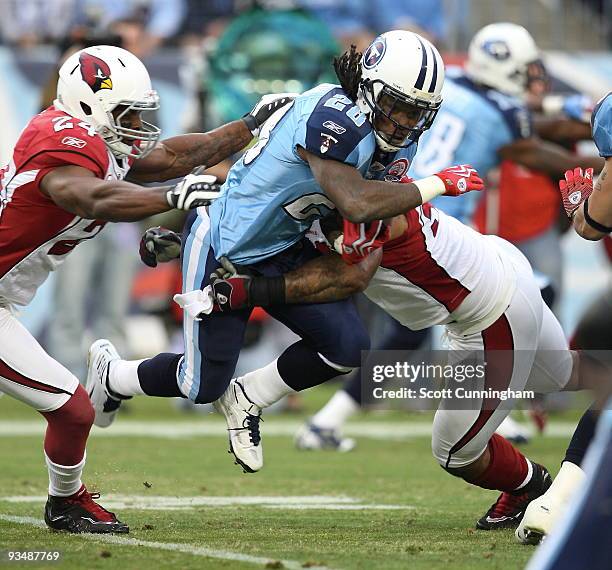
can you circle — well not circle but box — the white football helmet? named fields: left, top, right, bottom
left=465, top=23, right=543, bottom=97
left=55, top=45, right=161, bottom=159
left=357, top=30, right=445, bottom=152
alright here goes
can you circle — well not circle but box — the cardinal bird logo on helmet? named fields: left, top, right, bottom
left=79, top=53, right=113, bottom=93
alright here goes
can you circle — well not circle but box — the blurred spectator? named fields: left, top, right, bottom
left=73, top=0, right=187, bottom=57
left=180, top=0, right=238, bottom=43
left=0, top=0, right=78, bottom=48
left=204, top=7, right=339, bottom=126
left=299, top=0, right=448, bottom=50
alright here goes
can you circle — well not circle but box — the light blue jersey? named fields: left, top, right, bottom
left=408, top=68, right=532, bottom=222
left=208, top=84, right=377, bottom=265
left=592, top=91, right=612, bottom=157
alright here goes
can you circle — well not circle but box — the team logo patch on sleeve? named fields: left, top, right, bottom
left=80, top=52, right=113, bottom=93
left=61, top=136, right=87, bottom=148
left=363, top=38, right=387, bottom=70
left=320, top=133, right=338, bottom=154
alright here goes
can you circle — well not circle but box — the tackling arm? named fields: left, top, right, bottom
left=283, top=248, right=382, bottom=303
left=211, top=248, right=382, bottom=311
left=129, top=120, right=252, bottom=182
left=40, top=166, right=173, bottom=221
left=129, top=94, right=295, bottom=182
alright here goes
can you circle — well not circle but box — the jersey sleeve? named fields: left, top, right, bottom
left=26, top=118, right=109, bottom=178
left=295, top=88, right=374, bottom=167
left=591, top=93, right=612, bottom=157
left=499, top=101, right=533, bottom=141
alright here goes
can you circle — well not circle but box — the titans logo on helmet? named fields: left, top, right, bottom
left=363, top=38, right=387, bottom=70
left=481, top=39, right=511, bottom=60
left=79, top=53, right=113, bottom=93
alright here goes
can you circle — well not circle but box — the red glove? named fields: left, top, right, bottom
left=341, top=218, right=389, bottom=264
left=434, top=164, right=484, bottom=196
left=559, top=167, right=594, bottom=217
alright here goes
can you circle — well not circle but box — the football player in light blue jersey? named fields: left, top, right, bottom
left=516, top=92, right=612, bottom=555
left=87, top=31, right=485, bottom=474
left=409, top=22, right=603, bottom=224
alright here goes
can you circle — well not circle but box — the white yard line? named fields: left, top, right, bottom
left=0, top=495, right=413, bottom=512
left=0, top=420, right=578, bottom=439
left=0, top=514, right=332, bottom=570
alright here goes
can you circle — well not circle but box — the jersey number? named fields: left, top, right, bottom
left=323, top=94, right=366, bottom=127
left=51, top=116, right=97, bottom=137
left=283, top=193, right=335, bottom=221
left=411, top=112, right=466, bottom=175
left=243, top=103, right=295, bottom=165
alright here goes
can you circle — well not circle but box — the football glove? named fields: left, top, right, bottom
left=140, top=226, right=182, bottom=267
left=242, top=93, right=296, bottom=137
left=340, top=219, right=390, bottom=264
left=434, top=164, right=484, bottom=196
left=166, top=166, right=221, bottom=210
left=559, top=167, right=594, bottom=217
left=210, top=259, right=285, bottom=311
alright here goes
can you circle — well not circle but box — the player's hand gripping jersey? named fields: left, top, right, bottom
left=209, top=83, right=419, bottom=265
left=0, top=106, right=133, bottom=307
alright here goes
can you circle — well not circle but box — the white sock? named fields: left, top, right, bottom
left=311, top=390, right=359, bottom=430
left=543, top=461, right=586, bottom=504
left=239, top=359, right=296, bottom=408
left=45, top=452, right=86, bottom=497
left=109, top=359, right=146, bottom=397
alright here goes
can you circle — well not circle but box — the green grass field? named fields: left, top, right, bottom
left=0, top=385, right=567, bottom=570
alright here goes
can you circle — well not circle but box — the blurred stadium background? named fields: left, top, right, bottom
left=0, top=1, right=610, bottom=568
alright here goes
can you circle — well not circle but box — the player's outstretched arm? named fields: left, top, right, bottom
left=40, top=165, right=220, bottom=222
left=297, top=147, right=483, bottom=223
left=130, top=94, right=295, bottom=182
left=130, top=120, right=252, bottom=182
left=211, top=249, right=382, bottom=311
left=499, top=137, right=604, bottom=178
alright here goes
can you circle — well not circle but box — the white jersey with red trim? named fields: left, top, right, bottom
left=0, top=106, right=132, bottom=307
left=364, top=204, right=521, bottom=334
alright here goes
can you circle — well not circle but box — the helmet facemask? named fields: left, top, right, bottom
left=359, top=79, right=441, bottom=151
left=100, top=94, right=161, bottom=160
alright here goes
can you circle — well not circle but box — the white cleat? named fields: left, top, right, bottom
left=295, top=422, right=356, bottom=452
left=496, top=415, right=531, bottom=444
left=86, top=339, right=128, bottom=428
left=213, top=379, right=263, bottom=473
left=516, top=494, right=561, bottom=545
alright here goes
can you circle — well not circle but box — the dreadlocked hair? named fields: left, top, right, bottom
left=333, top=45, right=363, bottom=102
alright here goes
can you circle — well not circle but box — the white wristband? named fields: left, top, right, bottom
left=541, top=95, right=565, bottom=116
left=413, top=175, right=446, bottom=204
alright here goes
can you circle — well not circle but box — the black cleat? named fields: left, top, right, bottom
left=476, top=463, right=552, bottom=530
left=44, top=485, right=129, bottom=534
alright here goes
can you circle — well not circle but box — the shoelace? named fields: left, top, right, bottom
left=67, top=489, right=116, bottom=523
left=243, top=413, right=262, bottom=446
left=489, top=491, right=527, bottom=518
